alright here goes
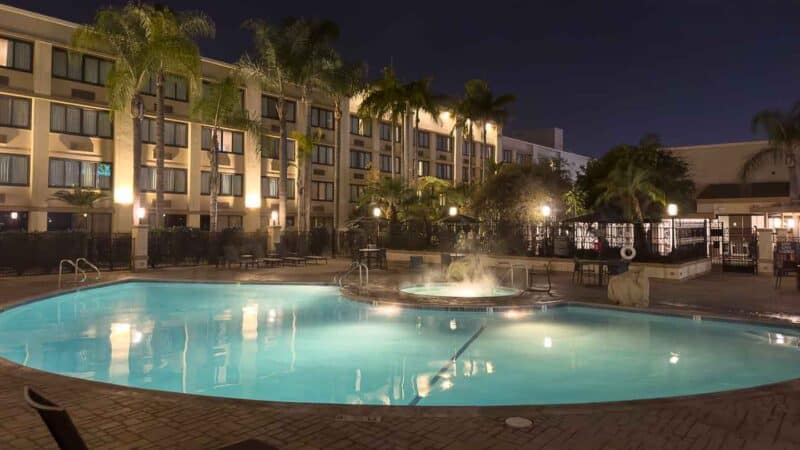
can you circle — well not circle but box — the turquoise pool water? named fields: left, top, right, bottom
left=1, top=282, right=799, bottom=406
left=400, top=283, right=520, bottom=298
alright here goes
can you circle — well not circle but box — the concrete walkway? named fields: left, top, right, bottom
left=2, top=261, right=800, bottom=449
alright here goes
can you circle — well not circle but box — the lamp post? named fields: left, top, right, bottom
left=667, top=203, right=678, bottom=256
left=541, top=205, right=552, bottom=256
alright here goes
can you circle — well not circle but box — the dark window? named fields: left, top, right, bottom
left=261, top=176, right=279, bottom=198
left=0, top=211, right=27, bottom=232
left=463, top=141, right=476, bottom=157
left=311, top=107, right=334, bottom=130
left=502, top=149, right=513, bottom=163
left=261, top=136, right=295, bottom=160
left=52, top=48, right=113, bottom=86
left=311, top=181, right=334, bottom=201
left=0, top=153, right=29, bottom=186
left=0, top=36, right=32, bottom=71
left=141, top=74, right=188, bottom=101
left=201, top=127, right=244, bottom=154
left=0, top=95, right=31, bottom=129
left=287, top=178, right=296, bottom=199
left=417, top=160, right=430, bottom=177
left=349, top=184, right=365, bottom=203
left=201, top=171, right=243, bottom=196
left=482, top=144, right=494, bottom=159
left=462, top=165, right=470, bottom=183
left=380, top=154, right=400, bottom=173
left=261, top=95, right=296, bottom=122
left=436, top=163, right=453, bottom=180
left=49, top=158, right=112, bottom=189
left=415, top=130, right=430, bottom=148
left=379, top=122, right=401, bottom=142
left=200, top=214, right=242, bottom=230
left=311, top=144, right=334, bottom=165
left=139, top=166, right=186, bottom=193
left=50, top=103, right=112, bottom=138
left=350, top=116, right=372, bottom=136
left=436, top=134, right=453, bottom=152
left=350, top=150, right=372, bottom=169
left=141, top=118, right=188, bottom=147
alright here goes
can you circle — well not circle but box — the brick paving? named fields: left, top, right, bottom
left=2, top=261, right=800, bottom=449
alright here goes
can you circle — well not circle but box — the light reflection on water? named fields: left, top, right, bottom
left=0, top=282, right=799, bottom=406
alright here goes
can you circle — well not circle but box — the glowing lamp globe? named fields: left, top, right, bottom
left=667, top=203, right=678, bottom=217
left=448, top=206, right=458, bottom=217
left=372, top=207, right=382, bottom=218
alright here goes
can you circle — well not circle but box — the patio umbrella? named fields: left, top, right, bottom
left=436, top=214, right=480, bottom=225
left=344, top=215, right=388, bottom=229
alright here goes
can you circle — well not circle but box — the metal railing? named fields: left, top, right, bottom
left=334, top=261, right=369, bottom=287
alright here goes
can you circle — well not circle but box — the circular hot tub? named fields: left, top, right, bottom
left=400, top=282, right=521, bottom=298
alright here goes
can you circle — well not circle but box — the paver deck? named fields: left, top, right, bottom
left=2, top=261, right=800, bottom=449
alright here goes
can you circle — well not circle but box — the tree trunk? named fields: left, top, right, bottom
left=299, top=97, right=312, bottom=233
left=789, top=148, right=800, bottom=201
left=131, top=95, right=144, bottom=226
left=390, top=119, right=397, bottom=181
left=481, top=125, right=488, bottom=182
left=210, top=129, right=220, bottom=232
left=333, top=103, right=342, bottom=256
left=155, top=70, right=165, bottom=229
left=412, top=110, right=420, bottom=185
left=278, top=98, right=288, bottom=230
left=468, top=123, right=474, bottom=185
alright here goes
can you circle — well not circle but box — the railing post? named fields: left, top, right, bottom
left=131, top=225, right=149, bottom=271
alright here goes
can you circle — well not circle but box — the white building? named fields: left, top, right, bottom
left=501, top=129, right=591, bottom=180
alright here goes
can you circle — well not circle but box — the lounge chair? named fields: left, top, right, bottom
left=24, top=386, right=88, bottom=450
left=283, top=252, right=306, bottom=267
left=304, top=255, right=328, bottom=265
left=251, top=246, right=282, bottom=268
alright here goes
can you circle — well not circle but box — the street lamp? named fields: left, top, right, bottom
left=448, top=206, right=458, bottom=217
left=541, top=205, right=551, bottom=218
left=540, top=205, right=552, bottom=256
left=9, top=211, right=18, bottom=220
left=372, top=207, right=382, bottom=218
left=667, top=203, right=678, bottom=254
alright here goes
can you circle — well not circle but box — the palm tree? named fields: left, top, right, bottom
left=453, top=92, right=478, bottom=184
left=406, top=78, right=441, bottom=184
left=563, top=187, right=588, bottom=218
left=320, top=59, right=366, bottom=234
left=73, top=3, right=214, bottom=229
left=50, top=188, right=110, bottom=230
left=192, top=74, right=263, bottom=232
left=595, top=159, right=665, bottom=222
left=741, top=104, right=800, bottom=201
left=461, top=79, right=515, bottom=183
left=359, top=67, right=410, bottom=181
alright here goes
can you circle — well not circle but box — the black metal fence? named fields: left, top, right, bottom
left=0, top=232, right=131, bottom=276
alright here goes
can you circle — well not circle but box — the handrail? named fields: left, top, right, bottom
left=58, top=259, right=85, bottom=288
left=336, top=261, right=369, bottom=287
left=75, top=258, right=101, bottom=281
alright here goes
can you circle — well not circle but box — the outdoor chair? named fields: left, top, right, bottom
left=223, top=245, right=241, bottom=269
left=251, top=246, right=281, bottom=268
left=774, top=257, right=796, bottom=288
left=283, top=252, right=307, bottom=267
left=24, top=386, right=88, bottom=450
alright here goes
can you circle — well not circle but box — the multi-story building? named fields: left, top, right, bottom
left=501, top=130, right=591, bottom=180
left=0, top=4, right=502, bottom=233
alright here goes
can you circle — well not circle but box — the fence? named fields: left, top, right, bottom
left=0, top=232, right=131, bottom=276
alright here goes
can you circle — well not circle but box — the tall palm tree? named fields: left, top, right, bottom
left=741, top=104, right=800, bottom=201
left=461, top=79, right=515, bottom=183
left=453, top=92, right=478, bottom=184
left=192, top=74, right=263, bottom=232
left=74, top=3, right=214, bottom=229
left=359, top=67, right=410, bottom=182
left=595, top=159, right=665, bottom=222
left=50, top=188, right=110, bottom=230
left=406, top=78, right=441, bottom=184
left=320, top=59, right=366, bottom=233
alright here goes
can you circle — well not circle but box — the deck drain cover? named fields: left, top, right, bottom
left=505, top=417, right=533, bottom=428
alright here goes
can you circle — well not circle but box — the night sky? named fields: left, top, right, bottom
left=9, top=0, right=800, bottom=157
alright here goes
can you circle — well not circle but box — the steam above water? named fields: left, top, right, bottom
left=407, top=255, right=515, bottom=298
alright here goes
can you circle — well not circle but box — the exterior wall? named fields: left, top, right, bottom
left=501, top=136, right=591, bottom=181
left=0, top=4, right=502, bottom=234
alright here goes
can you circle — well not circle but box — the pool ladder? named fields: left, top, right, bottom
left=58, top=258, right=101, bottom=288
left=334, top=261, right=369, bottom=288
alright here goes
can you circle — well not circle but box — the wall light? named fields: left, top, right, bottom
left=245, top=193, right=261, bottom=209
left=270, top=210, right=279, bottom=226
left=441, top=111, right=451, bottom=121
left=9, top=211, right=18, bottom=220
left=114, top=186, right=133, bottom=205
left=136, top=207, right=146, bottom=220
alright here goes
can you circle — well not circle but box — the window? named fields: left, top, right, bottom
left=350, top=116, right=371, bottom=136
left=139, top=166, right=187, bottom=193
left=462, top=165, right=470, bottom=183
left=201, top=214, right=242, bottom=230
left=0, top=95, right=31, bottom=129
left=436, top=163, right=453, bottom=180
left=350, top=150, right=372, bottom=169
left=417, top=160, right=430, bottom=177
left=261, top=136, right=296, bottom=160
left=436, top=134, right=453, bottom=152
left=202, top=81, right=245, bottom=110
left=141, top=118, right=188, bottom=147
left=415, top=130, right=430, bottom=148
left=286, top=178, right=296, bottom=199
left=311, top=181, right=334, bottom=201
left=49, top=158, right=112, bottom=189
left=0, top=37, right=32, bottom=71
left=311, top=144, right=334, bottom=165
left=201, top=127, right=244, bottom=154
left=261, top=96, right=296, bottom=122
left=141, top=75, right=188, bottom=101
left=52, top=48, right=113, bottom=86
left=201, top=171, right=243, bottom=196
left=380, top=155, right=400, bottom=173
left=379, top=122, right=401, bottom=142
left=310, top=107, right=334, bottom=130
left=502, top=149, right=513, bottom=163
left=349, top=184, right=365, bottom=203
left=262, top=176, right=279, bottom=198
left=0, top=153, right=28, bottom=186
left=463, top=141, right=475, bottom=157
left=482, top=144, right=494, bottom=159
left=50, top=103, right=112, bottom=138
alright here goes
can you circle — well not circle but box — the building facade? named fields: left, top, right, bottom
left=501, top=131, right=591, bottom=180
left=0, top=4, right=501, bottom=234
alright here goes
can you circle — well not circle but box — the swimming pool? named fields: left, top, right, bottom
left=400, top=283, right=521, bottom=298
left=1, top=281, right=798, bottom=406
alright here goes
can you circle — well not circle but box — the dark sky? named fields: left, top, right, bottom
left=10, top=0, right=800, bottom=156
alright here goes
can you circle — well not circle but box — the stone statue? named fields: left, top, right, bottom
left=607, top=267, right=650, bottom=307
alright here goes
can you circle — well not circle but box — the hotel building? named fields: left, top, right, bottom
left=0, top=4, right=505, bottom=233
